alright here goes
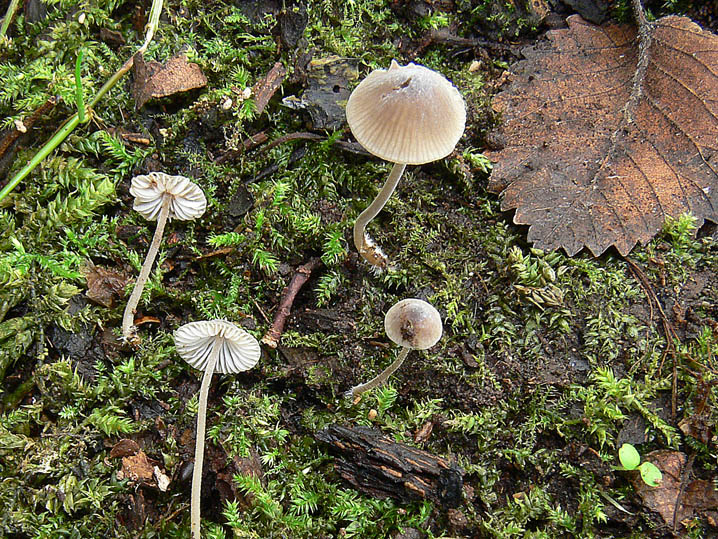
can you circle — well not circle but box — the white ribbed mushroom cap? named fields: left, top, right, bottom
left=130, top=172, right=207, bottom=221
left=174, top=320, right=261, bottom=374
left=345, top=61, right=466, bottom=165
left=384, top=299, right=443, bottom=350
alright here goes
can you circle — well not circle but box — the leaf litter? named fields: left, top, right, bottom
left=488, top=14, right=718, bottom=256
left=631, top=450, right=718, bottom=528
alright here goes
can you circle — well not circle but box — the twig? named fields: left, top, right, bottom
left=215, top=131, right=269, bottom=163
left=246, top=146, right=307, bottom=184
left=672, top=452, right=695, bottom=532
left=261, top=257, right=323, bottom=348
left=220, top=131, right=371, bottom=165
left=0, top=96, right=58, bottom=163
left=626, top=258, right=678, bottom=419
left=260, top=131, right=371, bottom=156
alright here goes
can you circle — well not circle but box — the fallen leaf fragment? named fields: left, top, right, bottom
left=132, top=53, right=207, bottom=109
left=134, top=315, right=161, bottom=327
left=110, top=438, right=141, bottom=458
left=119, top=451, right=154, bottom=483
left=153, top=465, right=171, bottom=492
left=488, top=15, right=718, bottom=256
left=83, top=263, right=129, bottom=308
left=414, top=421, right=434, bottom=443
left=632, top=450, right=718, bottom=528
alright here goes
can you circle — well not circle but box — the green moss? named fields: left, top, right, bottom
left=1, top=0, right=717, bottom=537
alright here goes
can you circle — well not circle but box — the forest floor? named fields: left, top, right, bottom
left=1, top=0, right=717, bottom=537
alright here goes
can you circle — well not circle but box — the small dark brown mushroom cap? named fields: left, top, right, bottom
left=384, top=299, right=443, bottom=350
left=346, top=61, right=466, bottom=165
left=174, top=320, right=261, bottom=374
left=130, top=172, right=207, bottom=221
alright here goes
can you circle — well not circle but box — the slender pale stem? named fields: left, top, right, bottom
left=191, top=341, right=221, bottom=539
left=0, top=0, right=20, bottom=39
left=75, top=51, right=88, bottom=124
left=345, top=346, right=409, bottom=399
left=122, top=196, right=171, bottom=341
left=353, top=162, right=406, bottom=266
left=0, top=0, right=164, bottom=204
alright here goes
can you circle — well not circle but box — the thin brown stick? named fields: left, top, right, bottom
left=626, top=258, right=678, bottom=419
left=218, top=131, right=371, bottom=165
left=672, top=452, right=695, bottom=532
left=0, top=96, right=58, bottom=161
left=215, top=131, right=269, bottom=163
left=260, top=131, right=372, bottom=157
left=261, top=257, right=323, bottom=349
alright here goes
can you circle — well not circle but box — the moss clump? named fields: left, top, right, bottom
left=1, top=1, right=718, bottom=537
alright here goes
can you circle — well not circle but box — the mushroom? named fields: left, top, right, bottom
left=345, top=298, right=443, bottom=399
left=345, top=61, right=466, bottom=269
left=174, top=319, right=261, bottom=539
left=122, top=172, right=206, bottom=342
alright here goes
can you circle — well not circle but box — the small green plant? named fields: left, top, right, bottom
left=617, top=443, right=663, bottom=487
left=0, top=0, right=164, bottom=203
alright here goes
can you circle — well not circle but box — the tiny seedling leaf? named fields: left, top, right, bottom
left=619, top=443, right=641, bottom=470
left=639, top=462, right=663, bottom=487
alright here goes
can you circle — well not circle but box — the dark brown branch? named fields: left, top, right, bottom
left=218, top=131, right=372, bottom=166
left=316, top=425, right=464, bottom=508
left=261, top=257, right=323, bottom=349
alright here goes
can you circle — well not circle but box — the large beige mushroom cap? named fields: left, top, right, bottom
left=384, top=298, right=443, bottom=350
left=130, top=172, right=207, bottom=221
left=346, top=61, right=466, bottom=165
left=174, top=320, right=261, bottom=374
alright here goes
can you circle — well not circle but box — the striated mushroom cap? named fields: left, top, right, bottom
left=130, top=172, right=207, bottom=221
left=384, top=298, right=443, bottom=350
left=174, top=319, right=261, bottom=374
left=346, top=61, right=466, bottom=165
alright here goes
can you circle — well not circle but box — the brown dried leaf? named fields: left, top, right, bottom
left=110, top=438, right=140, bottom=459
left=83, top=263, right=129, bottom=308
left=119, top=451, right=154, bottom=483
left=632, top=450, right=718, bottom=527
left=414, top=421, right=434, bottom=443
left=488, top=15, right=718, bottom=256
left=132, top=53, right=207, bottom=109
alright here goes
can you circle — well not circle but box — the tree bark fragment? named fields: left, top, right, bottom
left=316, top=425, right=464, bottom=508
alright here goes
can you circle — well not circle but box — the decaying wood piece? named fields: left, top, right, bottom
left=252, top=62, right=286, bottom=116
left=316, top=425, right=464, bottom=508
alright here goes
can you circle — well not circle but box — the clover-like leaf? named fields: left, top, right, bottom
left=639, top=461, right=663, bottom=487
left=618, top=442, right=641, bottom=470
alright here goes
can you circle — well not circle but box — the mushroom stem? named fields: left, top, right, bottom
left=191, top=341, right=221, bottom=539
left=353, top=162, right=406, bottom=267
left=344, top=346, right=409, bottom=399
left=122, top=195, right=171, bottom=341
